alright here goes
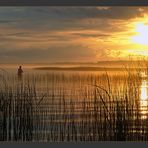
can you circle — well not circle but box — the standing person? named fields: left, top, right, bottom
left=18, top=65, right=23, bottom=80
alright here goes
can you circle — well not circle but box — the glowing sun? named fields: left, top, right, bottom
left=132, top=23, right=148, bottom=45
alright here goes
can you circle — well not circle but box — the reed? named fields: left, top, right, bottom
left=0, top=62, right=148, bottom=141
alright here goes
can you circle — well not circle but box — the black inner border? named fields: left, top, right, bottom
left=0, top=0, right=148, bottom=6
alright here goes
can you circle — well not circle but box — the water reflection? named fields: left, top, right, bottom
left=140, top=79, right=148, bottom=119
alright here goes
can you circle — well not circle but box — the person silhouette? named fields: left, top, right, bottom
left=18, top=66, right=23, bottom=80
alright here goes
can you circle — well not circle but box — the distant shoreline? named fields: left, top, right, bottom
left=34, top=66, right=145, bottom=71
left=0, top=60, right=147, bottom=65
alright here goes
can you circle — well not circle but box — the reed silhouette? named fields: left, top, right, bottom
left=0, top=62, right=148, bottom=141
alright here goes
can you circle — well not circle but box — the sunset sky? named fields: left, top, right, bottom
left=1, top=7, right=148, bottom=63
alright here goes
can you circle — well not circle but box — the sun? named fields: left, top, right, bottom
left=131, top=23, right=148, bottom=45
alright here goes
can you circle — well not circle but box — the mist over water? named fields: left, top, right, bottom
left=0, top=61, right=145, bottom=73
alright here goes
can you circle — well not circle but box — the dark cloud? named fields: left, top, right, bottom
left=0, top=7, right=143, bottom=20
left=72, top=32, right=111, bottom=38
left=0, top=32, right=73, bottom=42
left=0, top=7, right=144, bottom=30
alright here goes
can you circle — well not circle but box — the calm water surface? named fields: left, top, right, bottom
left=0, top=63, right=148, bottom=141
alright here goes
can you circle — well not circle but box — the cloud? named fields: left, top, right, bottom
left=0, top=7, right=144, bottom=30
left=0, top=6, right=147, bottom=63
left=0, top=44, right=97, bottom=63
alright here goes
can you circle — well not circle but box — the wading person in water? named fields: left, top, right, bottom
left=18, top=66, right=23, bottom=80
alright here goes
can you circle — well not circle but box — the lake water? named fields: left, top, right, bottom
left=0, top=63, right=148, bottom=141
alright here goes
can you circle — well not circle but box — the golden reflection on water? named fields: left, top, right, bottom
left=140, top=79, right=148, bottom=119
